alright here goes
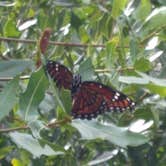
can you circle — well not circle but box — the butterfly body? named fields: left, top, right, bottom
left=71, top=75, right=82, bottom=95
left=46, top=60, right=135, bottom=120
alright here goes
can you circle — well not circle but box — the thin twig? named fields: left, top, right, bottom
left=0, top=67, right=134, bottom=81
left=139, top=92, right=150, bottom=101
left=95, top=67, right=134, bottom=73
left=0, top=36, right=105, bottom=48
left=0, top=117, right=72, bottom=133
left=0, top=75, right=30, bottom=81
left=0, top=36, right=131, bottom=48
left=0, top=37, right=36, bottom=44
left=46, top=117, right=72, bottom=128
left=0, top=125, right=29, bottom=133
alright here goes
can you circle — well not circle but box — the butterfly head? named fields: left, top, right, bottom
left=71, top=74, right=82, bottom=95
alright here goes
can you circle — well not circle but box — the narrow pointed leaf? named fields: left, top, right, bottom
left=19, top=68, right=49, bottom=121
left=112, top=0, right=128, bottom=18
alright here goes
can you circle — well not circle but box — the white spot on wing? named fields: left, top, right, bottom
left=99, top=85, right=102, bottom=88
left=132, top=102, right=135, bottom=106
left=114, top=95, right=118, bottom=100
left=115, top=92, right=120, bottom=96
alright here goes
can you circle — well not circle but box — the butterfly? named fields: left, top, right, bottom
left=46, top=60, right=135, bottom=120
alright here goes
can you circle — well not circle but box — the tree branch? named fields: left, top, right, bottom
left=0, top=36, right=105, bottom=48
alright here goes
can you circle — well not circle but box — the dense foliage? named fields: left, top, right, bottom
left=0, top=0, right=166, bottom=165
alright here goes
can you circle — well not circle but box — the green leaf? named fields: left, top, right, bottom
left=138, top=7, right=166, bottom=39
left=0, top=146, right=14, bottom=160
left=4, top=18, right=20, bottom=37
left=71, top=11, right=83, bottom=30
left=72, top=120, right=149, bottom=148
left=130, top=38, right=140, bottom=62
left=134, top=0, right=151, bottom=21
left=11, top=158, right=23, bottom=166
left=119, top=76, right=149, bottom=84
left=134, top=57, right=152, bottom=72
left=0, top=60, right=34, bottom=77
left=78, top=58, right=94, bottom=81
left=106, top=39, right=118, bottom=67
left=0, top=76, right=19, bottom=121
left=39, top=93, right=55, bottom=114
left=112, top=0, right=128, bottom=19
left=60, top=89, right=72, bottom=115
left=9, top=132, right=64, bottom=158
left=88, top=150, right=118, bottom=165
left=146, top=83, right=166, bottom=97
left=137, top=72, right=166, bottom=87
left=119, top=72, right=166, bottom=97
left=119, top=72, right=166, bottom=86
left=28, top=120, right=45, bottom=139
left=0, top=1, right=15, bottom=7
left=19, top=68, right=49, bottom=121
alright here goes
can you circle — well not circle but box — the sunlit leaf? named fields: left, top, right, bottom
left=119, top=72, right=166, bottom=97
left=146, top=83, right=166, bottom=97
left=9, top=132, right=64, bottom=158
left=0, top=2, right=15, bottom=7
left=18, top=18, right=37, bottom=31
left=137, top=72, right=166, bottom=87
left=11, top=158, right=22, bottom=166
left=134, top=0, right=151, bottom=21
left=72, top=120, right=149, bottom=148
left=4, top=18, right=20, bottom=37
left=112, top=0, right=128, bottom=18
left=119, top=72, right=166, bottom=87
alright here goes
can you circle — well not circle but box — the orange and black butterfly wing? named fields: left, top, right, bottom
left=72, top=81, right=135, bottom=119
left=46, top=60, right=73, bottom=90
